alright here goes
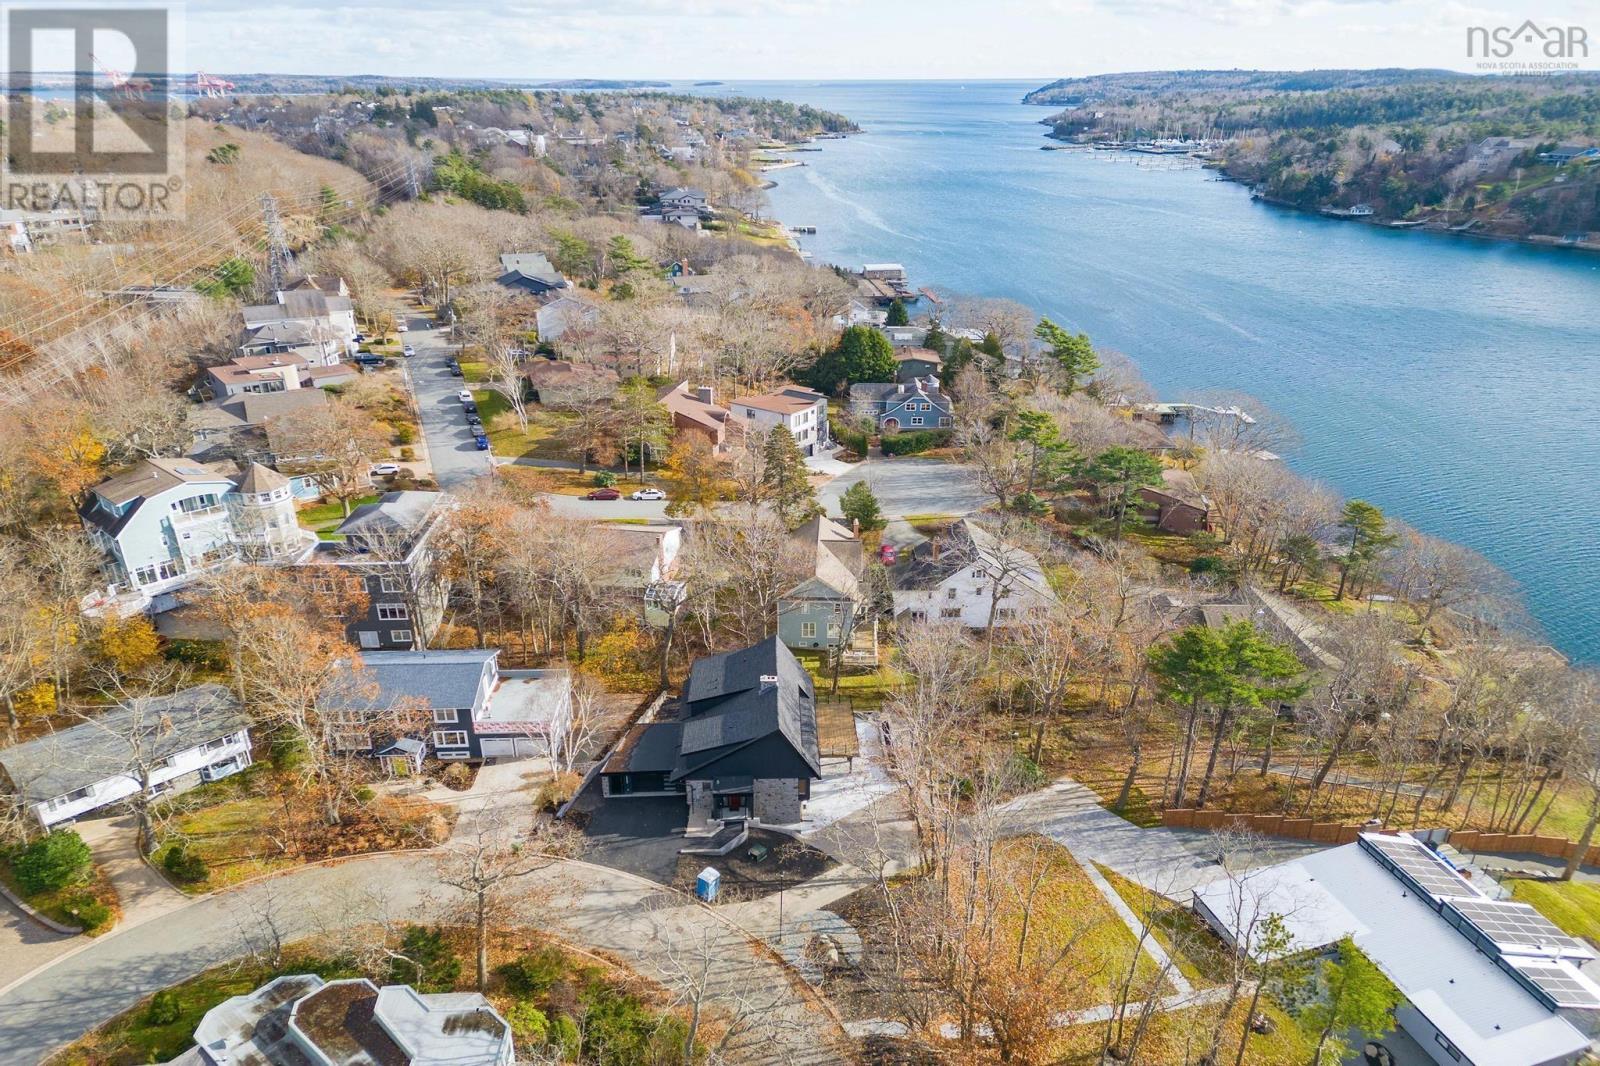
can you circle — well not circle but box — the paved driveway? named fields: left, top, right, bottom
left=817, top=456, right=988, bottom=520
left=400, top=310, right=495, bottom=489
left=577, top=792, right=691, bottom=884
left=536, top=493, right=672, bottom=520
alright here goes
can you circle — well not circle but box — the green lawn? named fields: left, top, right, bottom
left=469, top=389, right=572, bottom=461
left=1510, top=879, right=1600, bottom=940
left=297, top=495, right=378, bottom=536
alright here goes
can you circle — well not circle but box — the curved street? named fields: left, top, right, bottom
left=0, top=852, right=849, bottom=1066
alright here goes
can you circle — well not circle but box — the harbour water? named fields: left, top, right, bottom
left=690, top=80, right=1600, bottom=660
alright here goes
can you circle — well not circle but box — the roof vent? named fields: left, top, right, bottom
left=760, top=674, right=780, bottom=693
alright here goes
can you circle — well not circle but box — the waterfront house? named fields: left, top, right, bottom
left=728, top=387, right=830, bottom=457
left=79, top=458, right=311, bottom=615
left=1193, top=833, right=1594, bottom=1066
left=495, top=252, right=568, bottom=295
left=599, top=637, right=821, bottom=826
left=777, top=516, right=867, bottom=655
left=291, top=491, right=449, bottom=652
left=320, top=648, right=571, bottom=764
left=0, top=685, right=251, bottom=830
left=1139, top=467, right=1214, bottom=536
left=1540, top=144, right=1600, bottom=166
left=832, top=299, right=886, bottom=329
left=658, top=187, right=710, bottom=214
left=183, top=974, right=514, bottom=1066
left=848, top=377, right=954, bottom=433
left=892, top=519, right=1057, bottom=628
left=880, top=325, right=927, bottom=348
left=657, top=381, right=737, bottom=453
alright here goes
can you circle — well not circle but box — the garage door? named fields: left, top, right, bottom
left=478, top=738, right=516, bottom=759
left=513, top=737, right=542, bottom=758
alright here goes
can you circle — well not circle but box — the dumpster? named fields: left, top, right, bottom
left=695, top=867, right=720, bottom=903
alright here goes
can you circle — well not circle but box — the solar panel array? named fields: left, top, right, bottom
left=1358, top=834, right=1480, bottom=903
left=1506, top=958, right=1600, bottom=1010
left=1446, top=898, right=1593, bottom=960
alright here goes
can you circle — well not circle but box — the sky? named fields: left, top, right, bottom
left=170, top=0, right=1599, bottom=80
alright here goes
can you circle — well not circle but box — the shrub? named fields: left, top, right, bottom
left=504, top=1001, right=549, bottom=1045
left=399, top=446, right=416, bottom=462
left=394, top=424, right=416, bottom=445
left=389, top=925, right=462, bottom=992
left=162, top=844, right=210, bottom=885
left=879, top=429, right=952, bottom=456
left=1008, top=753, right=1047, bottom=790
left=59, top=892, right=112, bottom=932
left=353, top=786, right=376, bottom=804
left=592, top=471, right=617, bottom=487
left=145, top=989, right=182, bottom=1025
left=12, top=830, right=92, bottom=895
left=548, top=1014, right=581, bottom=1059
left=163, top=638, right=229, bottom=670
left=499, top=945, right=569, bottom=997
left=534, top=772, right=582, bottom=814
left=441, top=763, right=473, bottom=790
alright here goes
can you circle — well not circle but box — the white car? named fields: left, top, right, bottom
left=457, top=389, right=473, bottom=404
left=402, top=344, right=416, bottom=358
left=396, top=321, right=410, bottom=333
left=370, top=463, right=401, bottom=477
left=630, top=488, right=667, bottom=501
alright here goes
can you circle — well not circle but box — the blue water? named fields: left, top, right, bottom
left=687, top=80, right=1600, bottom=660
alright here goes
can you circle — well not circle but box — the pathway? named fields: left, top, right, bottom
left=76, top=815, right=190, bottom=927
left=0, top=853, right=849, bottom=1066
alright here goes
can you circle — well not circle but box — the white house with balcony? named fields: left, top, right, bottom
left=79, top=458, right=311, bottom=616
left=892, top=519, right=1057, bottom=629
left=0, top=685, right=251, bottom=830
left=729, top=387, right=831, bottom=457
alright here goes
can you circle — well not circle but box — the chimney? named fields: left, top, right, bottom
left=931, top=538, right=940, bottom=560
left=695, top=385, right=715, bottom=406
left=759, top=674, right=779, bottom=694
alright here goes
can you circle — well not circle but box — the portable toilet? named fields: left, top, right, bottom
left=695, top=866, right=720, bottom=903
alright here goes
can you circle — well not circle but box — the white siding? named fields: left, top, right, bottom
left=33, top=729, right=252, bottom=828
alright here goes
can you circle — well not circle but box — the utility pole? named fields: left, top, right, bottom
left=404, top=159, right=421, bottom=200
left=260, top=194, right=292, bottom=293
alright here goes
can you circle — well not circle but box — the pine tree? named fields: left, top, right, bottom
left=839, top=481, right=886, bottom=532
left=885, top=298, right=909, bottom=326
left=1034, top=317, right=1100, bottom=393
left=762, top=425, right=817, bottom=528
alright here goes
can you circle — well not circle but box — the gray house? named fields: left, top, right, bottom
left=495, top=252, right=568, bottom=295
left=600, top=637, right=821, bottom=825
left=778, top=516, right=864, bottom=653
left=849, top=376, right=954, bottom=433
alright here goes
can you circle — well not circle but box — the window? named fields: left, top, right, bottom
left=50, top=785, right=94, bottom=809
left=176, top=494, right=221, bottom=515
left=1433, top=1034, right=1462, bottom=1062
left=946, top=587, right=958, bottom=600
left=909, top=610, right=927, bottom=623
left=334, top=731, right=372, bottom=751
left=940, top=607, right=962, bottom=619
left=433, top=708, right=459, bottom=724
left=377, top=604, right=409, bottom=621
left=312, top=577, right=336, bottom=594
left=390, top=629, right=414, bottom=644
left=800, top=622, right=817, bottom=639
left=827, top=623, right=841, bottom=638
left=910, top=416, right=924, bottom=426
left=433, top=730, right=468, bottom=748
left=996, top=608, right=1017, bottom=621
left=358, top=630, right=380, bottom=649
left=380, top=576, right=404, bottom=594
left=134, top=565, right=158, bottom=586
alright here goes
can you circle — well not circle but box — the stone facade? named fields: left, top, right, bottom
left=754, top=777, right=804, bottom=824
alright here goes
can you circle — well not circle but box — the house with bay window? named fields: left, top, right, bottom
left=0, top=685, right=251, bottom=830
left=848, top=377, right=954, bottom=434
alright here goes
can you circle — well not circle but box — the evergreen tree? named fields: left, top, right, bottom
left=976, top=331, right=1006, bottom=382
left=1086, top=446, right=1165, bottom=538
left=1007, top=409, right=1080, bottom=497
left=839, top=481, right=886, bottom=532
left=1336, top=499, right=1397, bottom=600
left=885, top=298, right=909, bottom=326
left=809, top=325, right=899, bottom=394
left=922, top=323, right=950, bottom=356
left=1034, top=317, right=1100, bottom=394
left=1304, top=938, right=1401, bottom=1065
left=762, top=425, right=817, bottom=528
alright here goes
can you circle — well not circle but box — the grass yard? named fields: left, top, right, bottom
left=468, top=389, right=574, bottom=462
left=0, top=854, right=121, bottom=935
left=1510, top=879, right=1600, bottom=940
left=297, top=495, right=378, bottom=537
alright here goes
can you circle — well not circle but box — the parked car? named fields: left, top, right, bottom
left=402, top=345, right=416, bottom=358
left=584, top=488, right=621, bottom=501
left=396, top=321, right=409, bottom=333
left=354, top=353, right=384, bottom=367
left=457, top=389, right=473, bottom=404
left=370, top=463, right=401, bottom=477
left=466, top=412, right=483, bottom=427
left=474, top=433, right=490, bottom=450
left=879, top=544, right=898, bottom=566
left=449, top=362, right=463, bottom=377
left=629, top=488, right=666, bottom=501
left=462, top=400, right=478, bottom=415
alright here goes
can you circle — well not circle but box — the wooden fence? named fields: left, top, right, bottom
left=1161, top=808, right=1600, bottom=865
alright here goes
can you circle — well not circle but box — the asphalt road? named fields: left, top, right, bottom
left=400, top=309, right=495, bottom=490
left=817, top=455, right=989, bottom=519
left=0, top=853, right=848, bottom=1066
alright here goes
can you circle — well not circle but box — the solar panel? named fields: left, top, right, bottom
left=1446, top=898, right=1593, bottom=960
left=1506, top=958, right=1600, bottom=1009
left=1359, top=835, right=1479, bottom=902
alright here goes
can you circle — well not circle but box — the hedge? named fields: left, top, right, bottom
left=880, top=429, right=953, bottom=456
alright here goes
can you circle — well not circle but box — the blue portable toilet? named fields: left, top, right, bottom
left=695, top=866, right=720, bottom=903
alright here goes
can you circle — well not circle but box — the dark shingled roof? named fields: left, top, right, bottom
left=321, top=649, right=497, bottom=714
left=672, top=637, right=820, bottom=781
left=604, top=721, right=684, bottom=775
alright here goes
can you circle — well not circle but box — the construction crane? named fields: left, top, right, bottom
left=91, top=54, right=152, bottom=100
left=194, top=72, right=235, bottom=98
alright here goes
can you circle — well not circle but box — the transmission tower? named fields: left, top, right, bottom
left=260, top=194, right=292, bottom=293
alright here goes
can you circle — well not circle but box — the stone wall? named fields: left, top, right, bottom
left=754, top=777, right=804, bottom=824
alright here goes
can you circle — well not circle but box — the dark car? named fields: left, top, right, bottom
left=474, top=433, right=490, bottom=451
left=583, top=487, right=621, bottom=501
left=449, top=363, right=463, bottom=377
left=466, top=413, right=483, bottom=427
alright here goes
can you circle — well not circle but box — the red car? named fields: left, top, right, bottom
left=584, top=487, right=621, bottom=501
left=878, top=544, right=898, bottom=566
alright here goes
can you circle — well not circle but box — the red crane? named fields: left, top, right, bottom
left=92, top=53, right=152, bottom=99
left=195, top=72, right=235, bottom=98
